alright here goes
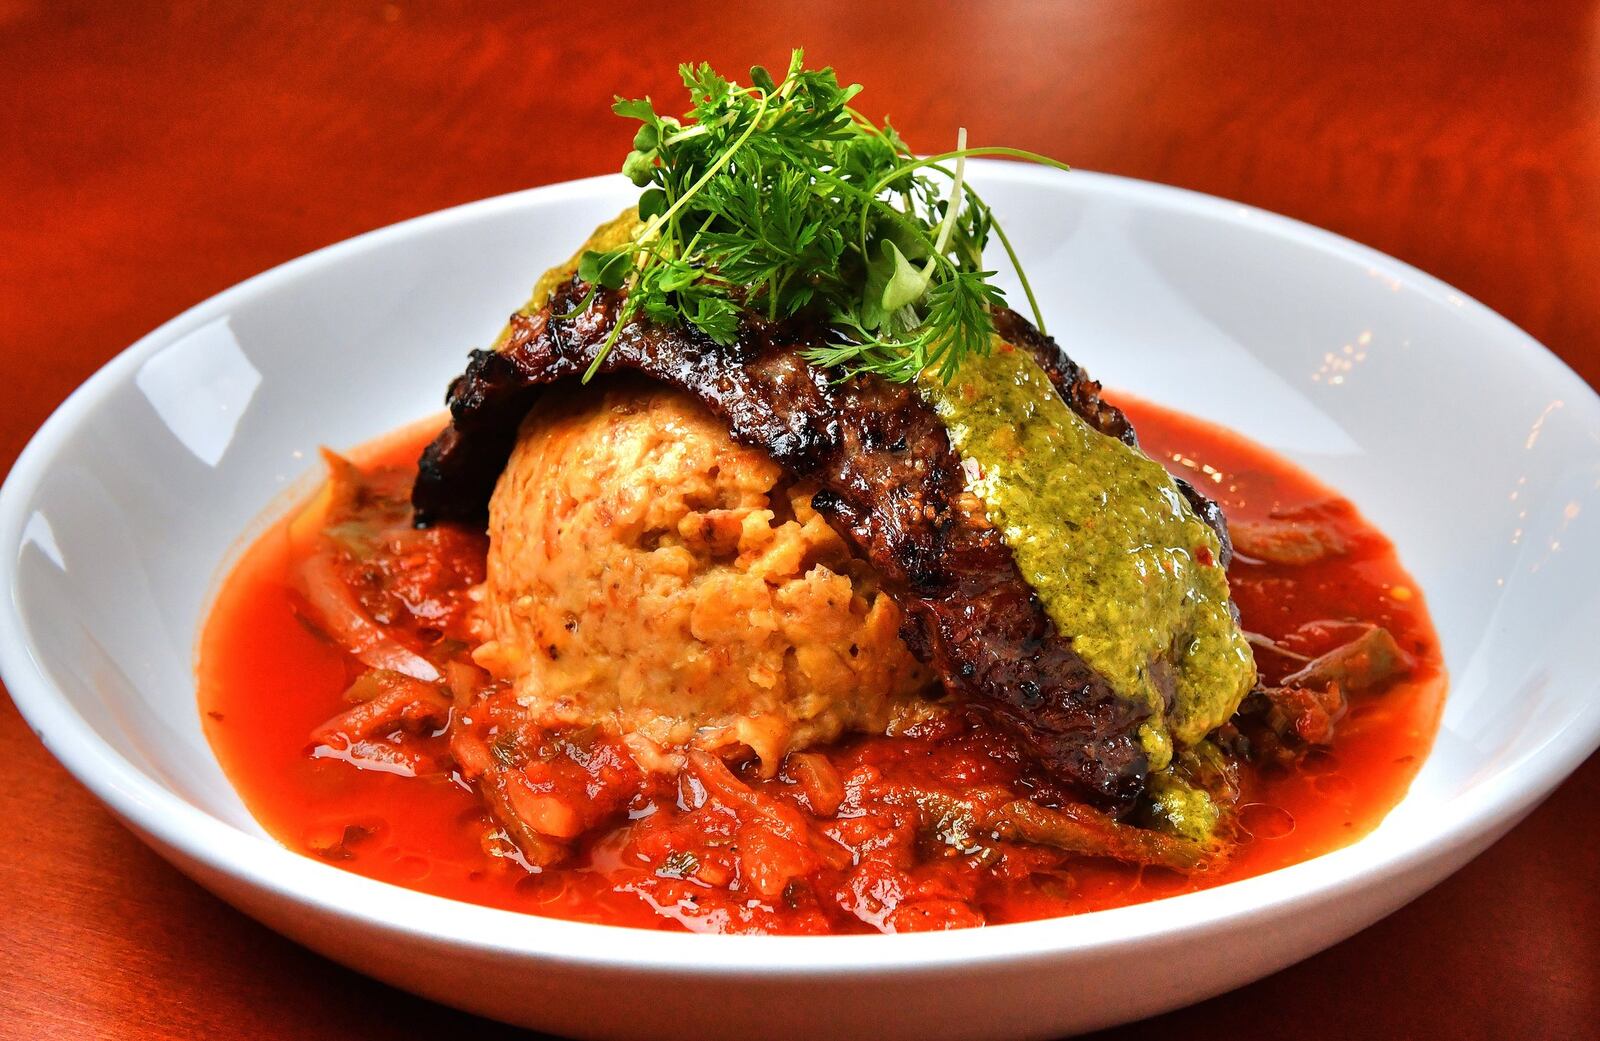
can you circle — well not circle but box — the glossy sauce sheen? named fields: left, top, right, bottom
left=199, top=398, right=1444, bottom=933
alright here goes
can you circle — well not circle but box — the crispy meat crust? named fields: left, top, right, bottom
left=414, top=280, right=1230, bottom=811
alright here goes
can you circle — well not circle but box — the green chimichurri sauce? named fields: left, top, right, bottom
left=919, top=343, right=1255, bottom=770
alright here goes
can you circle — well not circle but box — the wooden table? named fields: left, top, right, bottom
left=2, top=3, right=1596, bottom=1038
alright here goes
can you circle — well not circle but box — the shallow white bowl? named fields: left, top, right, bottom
left=3, top=164, right=1598, bottom=1040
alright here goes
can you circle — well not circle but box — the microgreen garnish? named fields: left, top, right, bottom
left=577, top=49, right=1068, bottom=384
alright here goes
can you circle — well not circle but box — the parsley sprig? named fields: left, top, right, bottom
left=576, top=49, right=1068, bottom=384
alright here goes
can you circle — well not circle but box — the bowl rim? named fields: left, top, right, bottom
left=3, top=163, right=1598, bottom=975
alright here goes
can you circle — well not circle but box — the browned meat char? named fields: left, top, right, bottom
left=413, top=279, right=1222, bottom=811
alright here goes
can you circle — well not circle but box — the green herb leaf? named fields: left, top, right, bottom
left=877, top=240, right=930, bottom=315
left=637, top=187, right=668, bottom=221
left=611, top=97, right=656, bottom=121
left=577, top=248, right=633, bottom=290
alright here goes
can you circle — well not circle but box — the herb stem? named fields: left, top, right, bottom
left=926, top=127, right=969, bottom=271
left=868, top=146, right=1073, bottom=197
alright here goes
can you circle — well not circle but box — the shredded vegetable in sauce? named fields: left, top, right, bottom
left=199, top=398, right=1443, bottom=934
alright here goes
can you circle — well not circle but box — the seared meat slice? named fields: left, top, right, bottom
left=413, top=280, right=1231, bottom=812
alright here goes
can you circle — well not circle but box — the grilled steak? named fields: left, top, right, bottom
left=413, top=278, right=1232, bottom=812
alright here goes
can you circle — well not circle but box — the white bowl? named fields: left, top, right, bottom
left=3, top=165, right=1598, bottom=1040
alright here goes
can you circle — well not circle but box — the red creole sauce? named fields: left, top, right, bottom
left=199, top=397, right=1445, bottom=934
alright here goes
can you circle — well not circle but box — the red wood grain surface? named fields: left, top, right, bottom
left=2, top=2, right=1597, bottom=1038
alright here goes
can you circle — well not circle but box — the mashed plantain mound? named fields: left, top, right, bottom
left=473, top=378, right=936, bottom=774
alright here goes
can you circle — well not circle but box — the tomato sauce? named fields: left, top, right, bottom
left=199, top=398, right=1444, bottom=934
